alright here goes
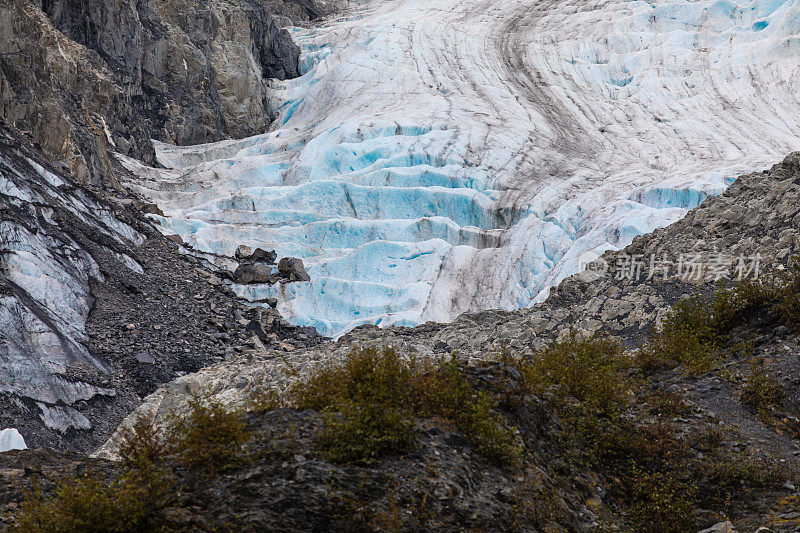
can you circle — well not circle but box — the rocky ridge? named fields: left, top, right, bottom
left=0, top=124, right=323, bottom=453
left=0, top=0, right=332, bottom=188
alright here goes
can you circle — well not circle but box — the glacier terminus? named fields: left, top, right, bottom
left=123, top=0, right=800, bottom=338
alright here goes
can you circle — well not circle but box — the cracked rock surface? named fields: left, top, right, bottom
left=0, top=125, right=323, bottom=452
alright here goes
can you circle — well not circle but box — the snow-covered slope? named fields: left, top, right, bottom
left=125, top=0, right=800, bottom=338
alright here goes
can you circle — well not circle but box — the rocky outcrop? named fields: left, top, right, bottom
left=231, top=253, right=310, bottom=284
left=0, top=125, right=324, bottom=452
left=0, top=0, right=307, bottom=188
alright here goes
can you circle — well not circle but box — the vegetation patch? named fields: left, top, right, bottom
left=637, top=288, right=736, bottom=374
left=501, top=329, right=790, bottom=532
left=741, top=360, right=785, bottom=424
left=289, top=345, right=522, bottom=466
left=520, top=331, right=631, bottom=416
left=14, top=397, right=249, bottom=532
left=16, top=470, right=172, bottom=533
left=168, top=394, right=250, bottom=472
left=636, top=261, right=800, bottom=375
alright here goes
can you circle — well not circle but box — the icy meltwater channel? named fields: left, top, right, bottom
left=124, top=0, right=800, bottom=338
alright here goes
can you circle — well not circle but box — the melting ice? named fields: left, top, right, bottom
left=124, top=0, right=800, bottom=338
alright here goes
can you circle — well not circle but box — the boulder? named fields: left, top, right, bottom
left=141, top=203, right=165, bottom=216
left=235, top=245, right=254, bottom=260
left=250, top=248, right=278, bottom=264
left=245, top=320, right=268, bottom=341
left=278, top=257, right=311, bottom=282
left=233, top=263, right=274, bottom=284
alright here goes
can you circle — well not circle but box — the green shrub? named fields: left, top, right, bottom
left=290, top=346, right=521, bottom=466
left=291, top=345, right=422, bottom=411
left=638, top=294, right=724, bottom=374
left=639, top=257, right=800, bottom=374
left=117, top=414, right=168, bottom=472
left=741, top=362, right=784, bottom=422
left=776, top=257, right=800, bottom=331
left=321, top=400, right=414, bottom=464
left=246, top=386, right=284, bottom=413
left=626, top=468, right=697, bottom=533
left=169, top=394, right=250, bottom=472
left=644, top=390, right=691, bottom=417
left=15, top=397, right=250, bottom=531
left=522, top=331, right=631, bottom=417
left=418, top=359, right=522, bottom=466
left=16, top=470, right=170, bottom=533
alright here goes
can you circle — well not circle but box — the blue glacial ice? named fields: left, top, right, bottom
left=123, top=0, right=800, bottom=338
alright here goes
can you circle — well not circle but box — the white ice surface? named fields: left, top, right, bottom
left=124, top=0, right=800, bottom=338
left=0, top=428, right=27, bottom=452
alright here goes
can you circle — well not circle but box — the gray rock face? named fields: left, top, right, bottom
left=0, top=125, right=142, bottom=442
left=0, top=0, right=304, bottom=188
left=0, top=125, right=323, bottom=451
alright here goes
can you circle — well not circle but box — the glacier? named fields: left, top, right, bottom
left=124, top=0, right=800, bottom=338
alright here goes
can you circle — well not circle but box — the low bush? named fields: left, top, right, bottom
left=626, top=468, right=697, bottom=533
left=741, top=361, right=785, bottom=422
left=289, top=346, right=522, bottom=466
left=320, top=400, right=414, bottom=464
left=169, top=394, right=250, bottom=472
left=16, top=469, right=172, bottom=533
left=776, top=256, right=800, bottom=331
left=637, top=292, right=728, bottom=374
left=15, top=396, right=249, bottom=531
left=521, top=331, right=630, bottom=417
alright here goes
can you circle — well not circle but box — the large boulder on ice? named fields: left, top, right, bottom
left=234, top=263, right=275, bottom=284
left=250, top=248, right=278, bottom=264
left=235, top=246, right=277, bottom=263
left=0, top=429, right=27, bottom=453
left=278, top=258, right=311, bottom=283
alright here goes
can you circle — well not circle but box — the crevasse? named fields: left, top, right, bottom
left=124, top=0, right=800, bottom=338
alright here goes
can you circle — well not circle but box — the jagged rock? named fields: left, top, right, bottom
left=245, top=320, right=268, bottom=342
left=235, top=246, right=277, bottom=263
left=235, top=245, right=254, bottom=260
left=278, top=257, right=311, bottom=282
left=0, top=0, right=303, bottom=188
left=252, top=297, right=280, bottom=308
left=141, top=203, right=165, bottom=216
left=233, top=263, right=274, bottom=284
left=250, top=248, right=278, bottom=264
